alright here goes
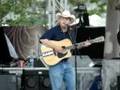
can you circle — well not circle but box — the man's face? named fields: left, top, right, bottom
left=59, top=17, right=71, bottom=29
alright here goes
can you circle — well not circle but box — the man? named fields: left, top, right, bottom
left=40, top=10, right=91, bottom=90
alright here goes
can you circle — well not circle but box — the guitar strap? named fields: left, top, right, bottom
left=67, top=29, right=76, bottom=44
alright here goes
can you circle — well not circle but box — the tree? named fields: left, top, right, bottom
left=0, top=0, right=107, bottom=26
left=0, top=0, right=47, bottom=26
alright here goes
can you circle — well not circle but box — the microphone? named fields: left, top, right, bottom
left=68, top=18, right=80, bottom=30
left=69, top=18, right=80, bottom=26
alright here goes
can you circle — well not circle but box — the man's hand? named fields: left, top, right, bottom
left=40, top=39, right=49, bottom=45
left=40, top=39, right=65, bottom=53
left=84, top=40, right=91, bottom=47
left=54, top=47, right=65, bottom=53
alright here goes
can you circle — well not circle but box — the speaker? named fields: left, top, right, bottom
left=0, top=74, right=17, bottom=90
left=21, top=72, right=39, bottom=90
left=39, top=71, right=51, bottom=90
left=21, top=70, right=51, bottom=90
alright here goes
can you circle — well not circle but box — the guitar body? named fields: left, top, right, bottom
left=40, top=39, right=72, bottom=66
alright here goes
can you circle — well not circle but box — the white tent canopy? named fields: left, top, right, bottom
left=89, top=14, right=106, bottom=26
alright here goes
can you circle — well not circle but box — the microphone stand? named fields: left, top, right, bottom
left=74, top=25, right=79, bottom=90
left=68, top=24, right=80, bottom=90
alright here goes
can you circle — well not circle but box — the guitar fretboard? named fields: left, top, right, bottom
left=64, top=36, right=104, bottom=50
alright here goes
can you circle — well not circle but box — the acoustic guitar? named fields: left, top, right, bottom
left=40, top=36, right=104, bottom=66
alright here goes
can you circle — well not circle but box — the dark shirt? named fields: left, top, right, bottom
left=40, top=25, right=70, bottom=40
left=40, top=25, right=76, bottom=62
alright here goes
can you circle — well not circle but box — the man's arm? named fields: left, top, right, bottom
left=40, top=39, right=64, bottom=53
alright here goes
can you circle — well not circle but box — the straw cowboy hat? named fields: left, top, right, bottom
left=56, top=10, right=79, bottom=25
left=56, top=10, right=76, bottom=22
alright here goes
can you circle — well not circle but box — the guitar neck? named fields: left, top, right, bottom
left=64, top=42, right=86, bottom=50
left=88, top=39, right=97, bottom=44
left=64, top=36, right=104, bottom=50
left=65, top=40, right=93, bottom=50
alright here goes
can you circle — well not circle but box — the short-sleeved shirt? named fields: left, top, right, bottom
left=40, top=25, right=76, bottom=62
left=40, top=25, right=71, bottom=41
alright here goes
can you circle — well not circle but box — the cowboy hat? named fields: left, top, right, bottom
left=56, top=10, right=76, bottom=23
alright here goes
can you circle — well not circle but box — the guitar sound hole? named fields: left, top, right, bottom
left=57, top=52, right=68, bottom=58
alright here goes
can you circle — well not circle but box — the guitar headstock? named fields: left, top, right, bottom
left=91, top=36, right=104, bottom=43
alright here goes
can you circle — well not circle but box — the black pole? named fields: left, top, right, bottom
left=74, top=25, right=79, bottom=90
left=67, top=23, right=79, bottom=90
